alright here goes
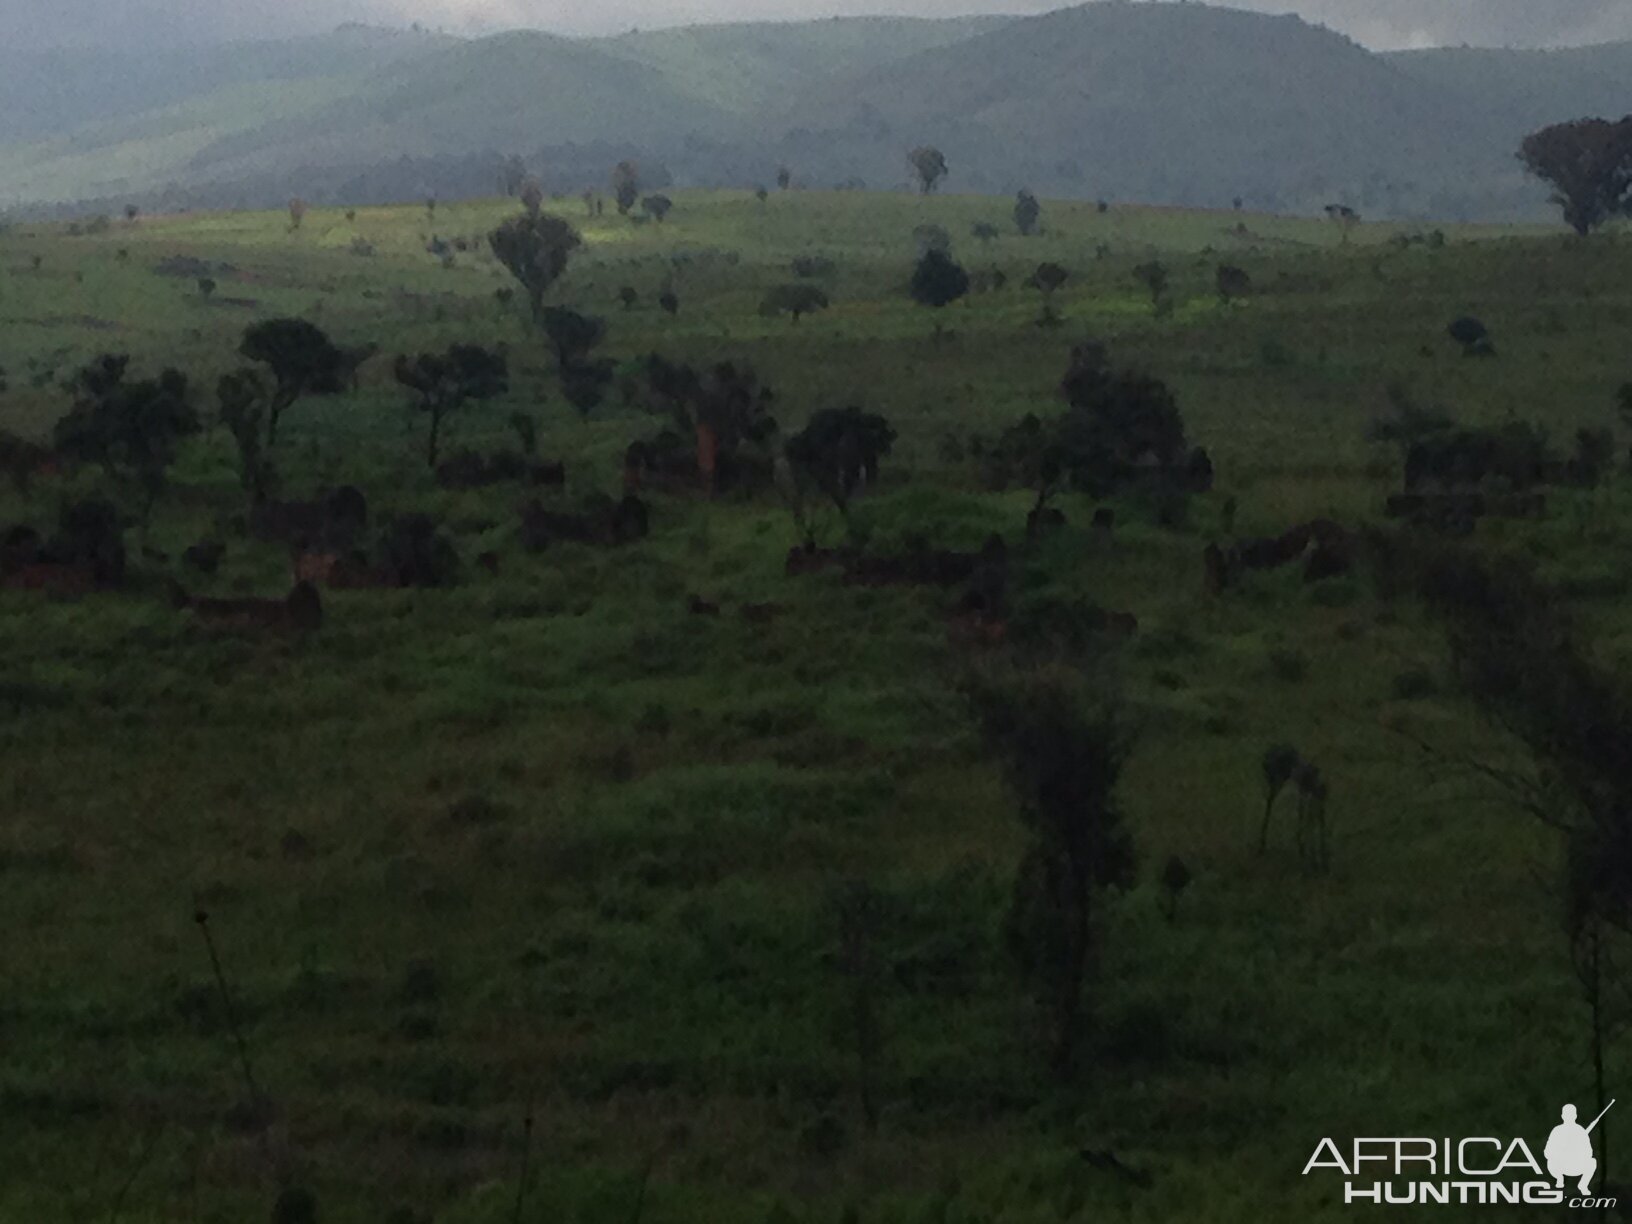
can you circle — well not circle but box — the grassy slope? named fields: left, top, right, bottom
left=0, top=190, right=1628, bottom=1222
left=8, top=6, right=1627, bottom=216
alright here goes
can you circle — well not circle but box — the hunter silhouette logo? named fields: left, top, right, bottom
left=1546, top=1101, right=1612, bottom=1195
left=1303, top=1100, right=1618, bottom=1208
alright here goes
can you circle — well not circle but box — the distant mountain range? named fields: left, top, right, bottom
left=1, top=3, right=1629, bottom=221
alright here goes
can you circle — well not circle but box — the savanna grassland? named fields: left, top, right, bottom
left=2, top=188, right=1630, bottom=1223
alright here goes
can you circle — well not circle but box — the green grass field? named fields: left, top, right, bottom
left=1, top=189, right=1630, bottom=1222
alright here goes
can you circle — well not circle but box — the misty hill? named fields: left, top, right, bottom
left=1, top=3, right=1628, bottom=220
left=775, top=3, right=1496, bottom=213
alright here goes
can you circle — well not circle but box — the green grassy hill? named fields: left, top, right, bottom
left=2, top=187, right=1630, bottom=1222
left=3, top=4, right=1630, bottom=219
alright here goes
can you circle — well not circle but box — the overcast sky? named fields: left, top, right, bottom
left=4, top=0, right=1630, bottom=50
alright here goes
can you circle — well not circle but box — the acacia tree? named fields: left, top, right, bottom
left=54, top=355, right=199, bottom=523
left=239, top=318, right=350, bottom=447
left=394, top=344, right=509, bottom=468
left=908, top=146, right=948, bottom=195
left=1014, top=189, right=1041, bottom=236
left=488, top=212, right=581, bottom=322
left=611, top=161, right=641, bottom=215
left=970, top=667, right=1135, bottom=1074
left=1519, top=117, right=1632, bottom=236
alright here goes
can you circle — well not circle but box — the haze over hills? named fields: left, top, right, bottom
left=1, top=3, right=1629, bottom=220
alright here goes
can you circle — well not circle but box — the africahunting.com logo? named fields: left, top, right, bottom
left=1303, top=1101, right=1617, bottom=1208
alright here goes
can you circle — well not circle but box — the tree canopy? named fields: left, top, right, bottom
left=1519, top=117, right=1632, bottom=236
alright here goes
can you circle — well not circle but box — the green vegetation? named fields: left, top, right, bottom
left=9, top=5, right=1632, bottom=216
left=2, top=184, right=1632, bottom=1222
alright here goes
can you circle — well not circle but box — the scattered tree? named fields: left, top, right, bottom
left=1448, top=316, right=1495, bottom=357
left=612, top=161, right=641, bottom=215
left=908, top=146, right=948, bottom=196
left=541, top=308, right=611, bottom=420
left=1026, top=261, right=1069, bottom=323
left=759, top=284, right=830, bottom=323
left=658, top=290, right=680, bottom=316
left=1158, top=855, right=1192, bottom=923
left=1216, top=264, right=1251, bottom=304
left=1519, top=117, right=1632, bottom=237
left=1132, top=261, right=1169, bottom=313
left=970, top=667, right=1136, bottom=1074
left=499, top=154, right=528, bottom=197
left=54, top=355, right=199, bottom=523
left=520, top=178, right=545, bottom=218
left=1323, top=203, right=1360, bottom=242
left=394, top=344, right=510, bottom=468
left=488, top=213, right=582, bottom=323
left=1258, top=744, right=1301, bottom=853
left=784, top=406, right=896, bottom=520
left=618, top=285, right=639, bottom=311
left=910, top=248, right=970, bottom=313
left=217, top=369, right=276, bottom=506
left=1014, top=189, right=1041, bottom=236
left=238, top=318, right=350, bottom=446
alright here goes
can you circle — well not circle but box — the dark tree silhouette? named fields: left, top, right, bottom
left=541, top=308, right=611, bottom=420
left=618, top=285, right=639, bottom=311
left=520, top=178, right=545, bottom=218
left=658, top=290, right=680, bottom=316
left=238, top=318, right=350, bottom=446
left=1258, top=744, right=1301, bottom=853
left=1014, top=189, right=1041, bottom=236
left=394, top=344, right=509, bottom=468
left=1132, top=261, right=1169, bottom=313
left=1519, top=117, right=1632, bottom=236
left=499, top=154, right=528, bottom=197
left=908, top=146, right=948, bottom=195
left=1448, top=316, right=1495, bottom=357
left=1027, top=261, right=1069, bottom=309
left=776, top=165, right=792, bottom=191
left=1216, top=264, right=1251, bottom=303
left=970, top=667, right=1135, bottom=1074
left=217, top=369, right=276, bottom=507
left=612, top=161, right=641, bottom=215
left=785, top=406, right=896, bottom=517
left=759, top=284, right=830, bottom=323
left=488, top=213, right=581, bottom=323
left=910, top=248, right=970, bottom=311
left=54, top=355, right=199, bottom=522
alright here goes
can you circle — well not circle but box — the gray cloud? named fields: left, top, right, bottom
left=2, top=0, right=1629, bottom=49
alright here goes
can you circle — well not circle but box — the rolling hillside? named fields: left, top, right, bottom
left=1, top=3, right=1628, bottom=219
